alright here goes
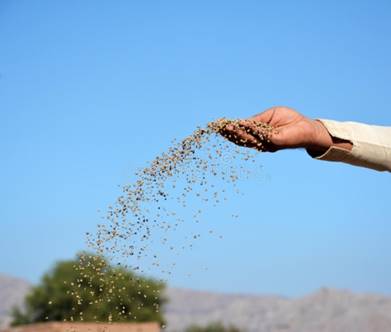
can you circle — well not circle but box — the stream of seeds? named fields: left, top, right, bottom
left=69, top=118, right=272, bottom=324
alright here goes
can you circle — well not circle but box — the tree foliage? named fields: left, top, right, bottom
left=11, top=253, right=166, bottom=326
left=185, top=322, right=243, bottom=332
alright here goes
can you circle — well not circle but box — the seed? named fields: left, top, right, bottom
left=72, top=117, right=272, bottom=323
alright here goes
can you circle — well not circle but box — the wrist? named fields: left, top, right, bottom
left=307, top=120, right=333, bottom=153
left=307, top=119, right=353, bottom=155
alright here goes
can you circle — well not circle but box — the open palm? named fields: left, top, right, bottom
left=221, top=106, right=332, bottom=152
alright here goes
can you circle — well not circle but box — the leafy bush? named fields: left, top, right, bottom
left=11, top=253, right=166, bottom=326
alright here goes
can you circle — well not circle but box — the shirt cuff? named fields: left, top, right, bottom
left=307, top=145, right=352, bottom=162
left=306, top=119, right=391, bottom=172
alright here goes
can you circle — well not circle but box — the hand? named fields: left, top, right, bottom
left=221, top=106, right=338, bottom=153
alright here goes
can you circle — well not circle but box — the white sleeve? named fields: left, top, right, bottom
left=308, top=119, right=391, bottom=172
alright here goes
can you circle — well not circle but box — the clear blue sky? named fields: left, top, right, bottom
left=1, top=0, right=390, bottom=297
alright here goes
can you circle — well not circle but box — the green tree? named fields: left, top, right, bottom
left=185, top=322, right=243, bottom=332
left=11, top=253, right=166, bottom=326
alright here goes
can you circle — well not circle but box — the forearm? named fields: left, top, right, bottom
left=307, top=119, right=391, bottom=172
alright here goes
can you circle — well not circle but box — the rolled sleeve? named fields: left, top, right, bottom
left=308, top=119, right=391, bottom=172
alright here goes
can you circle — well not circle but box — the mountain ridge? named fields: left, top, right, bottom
left=1, top=274, right=391, bottom=332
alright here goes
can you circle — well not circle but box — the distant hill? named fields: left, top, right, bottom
left=2, top=273, right=391, bottom=332
left=164, top=287, right=391, bottom=332
left=0, top=274, right=31, bottom=329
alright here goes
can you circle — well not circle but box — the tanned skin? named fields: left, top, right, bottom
left=220, top=106, right=352, bottom=154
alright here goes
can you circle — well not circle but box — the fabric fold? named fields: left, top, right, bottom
left=307, top=119, right=391, bottom=172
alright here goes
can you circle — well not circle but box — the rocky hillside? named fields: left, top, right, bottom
left=165, top=287, right=391, bottom=332
left=1, top=274, right=391, bottom=332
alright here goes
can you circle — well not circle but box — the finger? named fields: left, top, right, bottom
left=241, top=122, right=292, bottom=151
left=237, top=120, right=271, bottom=140
left=260, top=140, right=280, bottom=152
left=248, top=108, right=277, bottom=124
left=249, top=106, right=301, bottom=127
left=219, top=123, right=262, bottom=149
left=236, top=120, right=277, bottom=151
left=220, top=126, right=259, bottom=146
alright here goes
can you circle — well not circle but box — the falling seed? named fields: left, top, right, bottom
left=72, top=117, right=272, bottom=323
